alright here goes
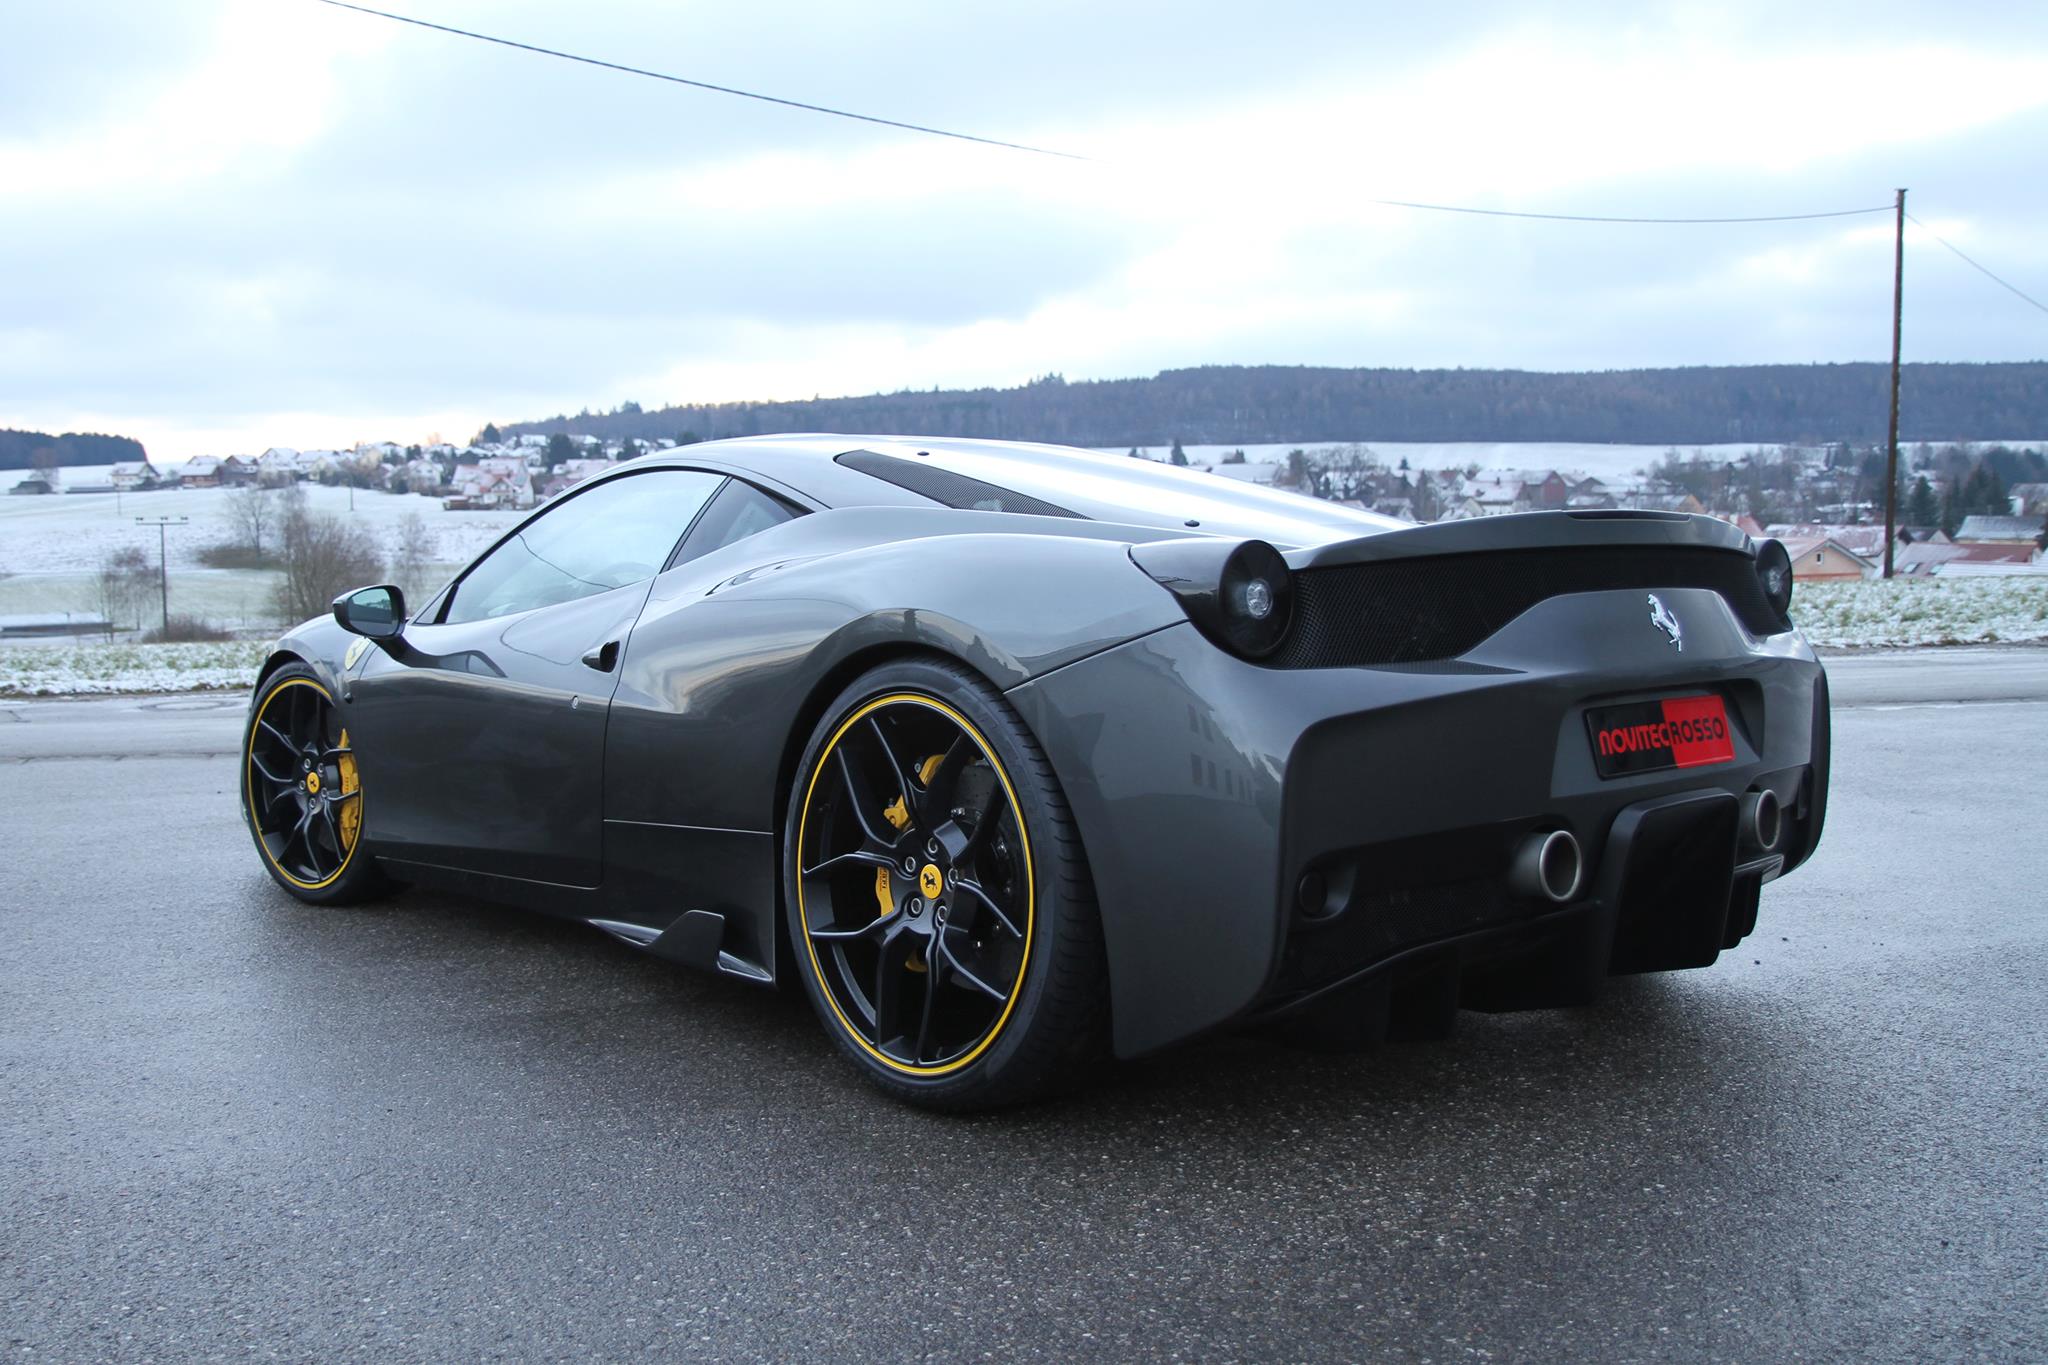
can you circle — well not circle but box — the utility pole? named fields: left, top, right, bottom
left=1883, top=188, right=1906, bottom=579
left=135, top=516, right=188, bottom=632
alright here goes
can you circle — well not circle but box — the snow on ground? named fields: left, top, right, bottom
left=4, top=577, right=2041, bottom=695
left=0, top=640, right=271, bottom=696
left=1102, top=440, right=2048, bottom=486
left=1796, top=575, right=2048, bottom=650
left=0, top=470, right=517, bottom=577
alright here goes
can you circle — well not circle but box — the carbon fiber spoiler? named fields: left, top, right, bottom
left=1286, top=510, right=1754, bottom=571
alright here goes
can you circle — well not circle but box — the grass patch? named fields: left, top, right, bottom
left=0, top=640, right=270, bottom=696
left=142, top=613, right=236, bottom=643
left=197, top=542, right=279, bottom=570
left=1797, top=575, right=2048, bottom=648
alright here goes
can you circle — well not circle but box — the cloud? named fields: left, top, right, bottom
left=1, top=0, right=2044, bottom=457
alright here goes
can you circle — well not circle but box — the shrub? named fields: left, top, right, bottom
left=143, top=614, right=234, bottom=643
left=197, top=542, right=277, bottom=570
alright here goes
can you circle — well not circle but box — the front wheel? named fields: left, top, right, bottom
left=783, top=658, right=1106, bottom=1109
left=241, top=664, right=385, bottom=904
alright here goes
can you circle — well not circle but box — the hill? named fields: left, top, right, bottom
left=504, top=362, right=2048, bottom=449
left=0, top=429, right=148, bottom=471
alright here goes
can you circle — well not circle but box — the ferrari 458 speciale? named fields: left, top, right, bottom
left=241, top=435, right=1828, bottom=1107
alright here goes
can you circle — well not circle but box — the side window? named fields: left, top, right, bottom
left=443, top=470, right=725, bottom=624
left=668, top=479, right=803, bottom=570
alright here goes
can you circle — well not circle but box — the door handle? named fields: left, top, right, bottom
left=580, top=639, right=621, bottom=672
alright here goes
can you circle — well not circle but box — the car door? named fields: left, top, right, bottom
left=350, top=468, right=727, bottom=887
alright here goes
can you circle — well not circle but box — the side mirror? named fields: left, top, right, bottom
left=332, top=583, right=407, bottom=639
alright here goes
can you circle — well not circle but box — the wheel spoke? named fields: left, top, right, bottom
left=808, top=915, right=888, bottom=943
left=279, top=808, right=314, bottom=877
left=872, top=935, right=913, bottom=1048
left=936, top=932, right=1007, bottom=1001
left=913, top=734, right=971, bottom=825
left=864, top=717, right=917, bottom=834
left=832, top=746, right=895, bottom=849
left=801, top=847, right=896, bottom=878
left=326, top=788, right=361, bottom=807
left=913, top=956, right=942, bottom=1062
left=956, top=781, right=1008, bottom=861
left=248, top=749, right=293, bottom=785
left=255, top=718, right=294, bottom=754
left=951, top=875, right=1023, bottom=939
left=318, top=803, right=345, bottom=869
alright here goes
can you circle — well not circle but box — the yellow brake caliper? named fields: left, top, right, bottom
left=337, top=727, right=361, bottom=850
left=878, top=755, right=947, bottom=973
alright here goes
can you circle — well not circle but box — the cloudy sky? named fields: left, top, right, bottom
left=5, top=0, right=2045, bottom=458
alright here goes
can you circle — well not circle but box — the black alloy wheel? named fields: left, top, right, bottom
left=241, top=665, right=382, bottom=903
left=785, top=658, right=1105, bottom=1108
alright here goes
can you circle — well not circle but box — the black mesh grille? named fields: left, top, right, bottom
left=1271, top=545, right=1785, bottom=669
left=835, top=449, right=1079, bottom=518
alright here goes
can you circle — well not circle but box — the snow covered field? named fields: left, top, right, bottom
left=0, top=471, right=512, bottom=628
left=1795, top=575, right=2048, bottom=650
left=0, top=469, right=517, bottom=577
left=4, top=577, right=2040, bottom=695
left=1103, top=439, right=2048, bottom=485
left=0, top=640, right=270, bottom=696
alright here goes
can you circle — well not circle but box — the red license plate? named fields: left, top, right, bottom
left=1587, top=694, right=1736, bottom=778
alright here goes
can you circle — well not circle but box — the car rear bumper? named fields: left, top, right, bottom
left=1006, top=585, right=1829, bottom=1058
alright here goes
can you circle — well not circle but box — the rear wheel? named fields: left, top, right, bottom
left=783, top=658, right=1105, bottom=1109
left=241, top=664, right=384, bottom=904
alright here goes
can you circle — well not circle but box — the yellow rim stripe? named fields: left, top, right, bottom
left=796, top=692, right=1035, bottom=1078
left=245, top=677, right=362, bottom=891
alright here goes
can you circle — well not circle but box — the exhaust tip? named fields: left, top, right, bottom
left=1743, top=788, right=1784, bottom=851
left=1511, top=829, right=1583, bottom=904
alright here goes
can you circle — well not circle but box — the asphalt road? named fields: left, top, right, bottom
left=3, top=650, right=2044, bottom=1362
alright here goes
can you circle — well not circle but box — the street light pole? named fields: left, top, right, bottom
left=135, top=516, right=188, bottom=632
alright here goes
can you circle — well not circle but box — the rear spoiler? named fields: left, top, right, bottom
left=1285, top=510, right=1753, bottom=572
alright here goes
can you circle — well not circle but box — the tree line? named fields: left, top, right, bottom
left=502, top=362, right=2048, bottom=450
left=1, top=428, right=146, bottom=471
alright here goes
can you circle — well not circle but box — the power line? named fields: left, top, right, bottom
left=1905, top=211, right=2048, bottom=317
left=307, top=0, right=1090, bottom=162
left=1369, top=198, right=1895, bottom=224
left=306, top=2, right=1943, bottom=233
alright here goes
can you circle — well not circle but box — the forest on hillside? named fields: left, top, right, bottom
left=503, top=362, right=2048, bottom=449
left=0, top=429, right=147, bottom=470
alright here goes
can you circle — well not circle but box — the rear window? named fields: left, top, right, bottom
left=835, top=449, right=1081, bottom=518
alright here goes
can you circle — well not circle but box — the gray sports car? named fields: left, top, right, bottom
left=242, top=435, right=1828, bottom=1107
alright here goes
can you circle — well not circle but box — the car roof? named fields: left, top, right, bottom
left=626, top=433, right=1402, bottom=548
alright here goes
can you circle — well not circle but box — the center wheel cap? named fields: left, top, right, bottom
left=917, top=863, right=944, bottom=899
left=305, top=771, right=321, bottom=794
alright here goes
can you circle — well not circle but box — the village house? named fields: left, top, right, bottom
left=109, top=459, right=161, bottom=490
left=1777, top=533, right=1876, bottom=580
left=447, top=456, right=535, bottom=510
left=258, top=448, right=302, bottom=484
left=538, top=457, right=615, bottom=501
left=1954, top=514, right=2046, bottom=545
left=177, top=456, right=222, bottom=488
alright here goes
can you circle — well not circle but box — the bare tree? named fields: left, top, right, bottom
left=89, top=546, right=152, bottom=637
left=389, top=511, right=436, bottom=605
left=225, top=483, right=277, bottom=556
left=31, top=445, right=60, bottom=491
left=273, top=498, right=383, bottom=625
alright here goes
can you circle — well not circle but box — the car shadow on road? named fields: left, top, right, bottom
left=241, top=877, right=1815, bottom=1169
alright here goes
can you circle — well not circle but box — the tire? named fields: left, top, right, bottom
left=240, top=663, right=386, bottom=905
left=782, top=657, right=1106, bottom=1109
